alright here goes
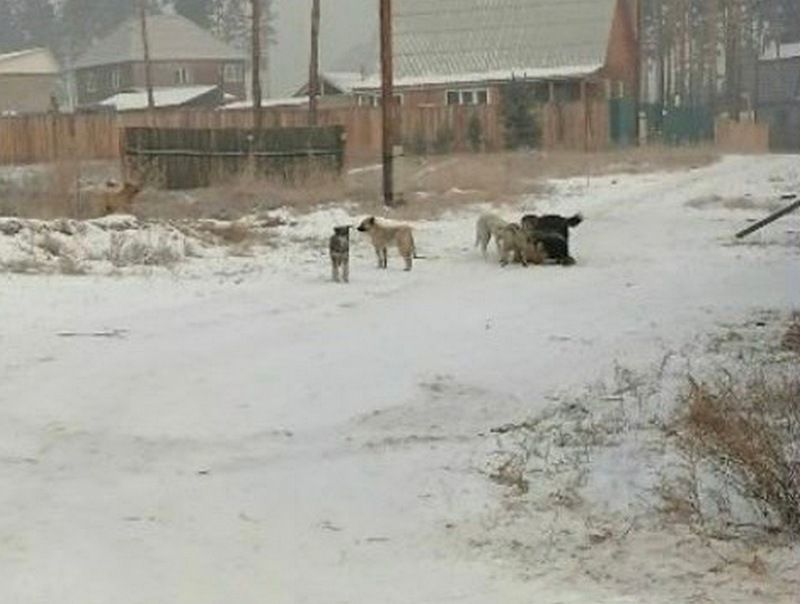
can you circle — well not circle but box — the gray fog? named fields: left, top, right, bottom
left=270, top=0, right=377, bottom=96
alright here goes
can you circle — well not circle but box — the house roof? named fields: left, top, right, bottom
left=380, top=0, right=617, bottom=87
left=96, top=85, right=222, bottom=111
left=293, top=71, right=368, bottom=96
left=0, top=48, right=59, bottom=75
left=75, top=14, right=243, bottom=70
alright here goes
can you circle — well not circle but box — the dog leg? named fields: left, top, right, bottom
left=382, top=248, right=389, bottom=269
left=404, top=254, right=412, bottom=271
left=343, top=260, right=350, bottom=283
left=331, top=260, right=340, bottom=282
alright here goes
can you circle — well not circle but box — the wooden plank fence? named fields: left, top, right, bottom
left=0, top=101, right=612, bottom=168
left=123, top=126, right=346, bottom=189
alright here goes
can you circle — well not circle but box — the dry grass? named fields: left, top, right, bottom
left=783, top=315, right=800, bottom=354
left=3, top=146, right=720, bottom=222
left=681, top=371, right=800, bottom=536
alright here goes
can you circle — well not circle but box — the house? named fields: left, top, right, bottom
left=757, top=41, right=800, bottom=150
left=351, top=0, right=638, bottom=110
left=89, top=85, right=230, bottom=112
left=0, top=48, right=60, bottom=115
left=73, top=13, right=245, bottom=108
left=292, top=71, right=367, bottom=98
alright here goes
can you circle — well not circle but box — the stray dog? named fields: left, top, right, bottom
left=497, top=224, right=546, bottom=267
left=527, top=230, right=575, bottom=266
left=357, top=216, right=416, bottom=271
left=521, top=213, right=583, bottom=242
left=475, top=213, right=508, bottom=258
left=521, top=213, right=582, bottom=265
left=329, top=225, right=351, bottom=283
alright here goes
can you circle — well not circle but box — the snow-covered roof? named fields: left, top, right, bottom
left=0, top=48, right=59, bottom=76
left=75, top=14, right=243, bottom=70
left=353, top=64, right=603, bottom=91
left=385, top=0, right=617, bottom=85
left=97, top=86, right=220, bottom=111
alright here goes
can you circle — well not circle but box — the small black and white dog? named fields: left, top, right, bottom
left=329, top=226, right=351, bottom=283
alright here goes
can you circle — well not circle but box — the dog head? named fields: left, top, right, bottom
left=356, top=216, right=376, bottom=233
left=333, top=225, right=351, bottom=238
left=520, top=214, right=539, bottom=231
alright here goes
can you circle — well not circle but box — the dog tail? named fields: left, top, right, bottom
left=567, top=213, right=583, bottom=228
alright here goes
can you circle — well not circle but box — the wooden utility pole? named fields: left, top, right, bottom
left=251, top=0, right=263, bottom=130
left=139, top=0, right=155, bottom=110
left=380, top=0, right=395, bottom=206
left=309, top=0, right=321, bottom=126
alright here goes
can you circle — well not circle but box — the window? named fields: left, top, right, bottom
left=111, top=69, right=122, bottom=91
left=223, top=63, right=243, bottom=83
left=445, top=88, right=490, bottom=106
left=174, top=67, right=192, bottom=85
left=356, top=93, right=403, bottom=107
left=86, top=73, right=97, bottom=93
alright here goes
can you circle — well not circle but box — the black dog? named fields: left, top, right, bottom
left=521, top=213, right=583, bottom=241
left=329, top=226, right=351, bottom=283
left=527, top=230, right=575, bottom=266
left=521, top=213, right=582, bottom=265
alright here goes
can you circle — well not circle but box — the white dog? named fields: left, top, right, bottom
left=475, top=213, right=508, bottom=258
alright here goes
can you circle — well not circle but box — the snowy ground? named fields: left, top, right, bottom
left=1, top=155, right=799, bottom=603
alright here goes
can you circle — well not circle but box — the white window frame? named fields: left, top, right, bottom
left=175, top=67, right=192, bottom=85
left=356, top=93, right=403, bottom=107
left=444, top=88, right=490, bottom=106
left=111, top=68, right=122, bottom=91
left=223, top=63, right=243, bottom=84
left=85, top=73, right=97, bottom=94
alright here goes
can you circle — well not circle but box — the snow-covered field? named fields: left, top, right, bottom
left=1, top=155, right=799, bottom=603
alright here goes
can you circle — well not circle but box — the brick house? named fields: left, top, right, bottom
left=0, top=48, right=60, bottom=115
left=72, top=14, right=245, bottom=108
left=352, top=0, right=638, bottom=110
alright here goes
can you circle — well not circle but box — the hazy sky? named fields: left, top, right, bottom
left=270, top=0, right=377, bottom=96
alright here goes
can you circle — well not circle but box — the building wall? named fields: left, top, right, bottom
left=76, top=60, right=246, bottom=106
left=0, top=74, right=58, bottom=114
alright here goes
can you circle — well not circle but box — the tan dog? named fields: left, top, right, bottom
left=475, top=213, right=508, bottom=258
left=357, top=216, right=416, bottom=271
left=81, top=181, right=142, bottom=217
left=497, top=224, right=546, bottom=267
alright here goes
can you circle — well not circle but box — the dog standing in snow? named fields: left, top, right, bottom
left=475, top=213, right=508, bottom=258
left=357, top=216, right=416, bottom=271
left=329, top=226, right=351, bottom=283
left=521, top=213, right=582, bottom=265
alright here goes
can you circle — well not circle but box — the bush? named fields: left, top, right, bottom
left=467, top=113, right=483, bottom=152
left=502, top=79, right=542, bottom=150
left=681, top=371, right=800, bottom=535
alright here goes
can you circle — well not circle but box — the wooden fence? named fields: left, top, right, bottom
left=123, top=126, right=346, bottom=189
left=715, top=118, right=770, bottom=153
left=0, top=101, right=611, bottom=168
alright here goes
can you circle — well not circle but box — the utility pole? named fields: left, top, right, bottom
left=380, top=0, right=395, bottom=206
left=251, top=0, right=263, bottom=130
left=309, top=0, right=321, bottom=126
left=139, top=0, right=155, bottom=110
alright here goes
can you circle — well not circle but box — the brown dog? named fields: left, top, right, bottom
left=497, top=224, right=545, bottom=267
left=357, top=216, right=416, bottom=271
